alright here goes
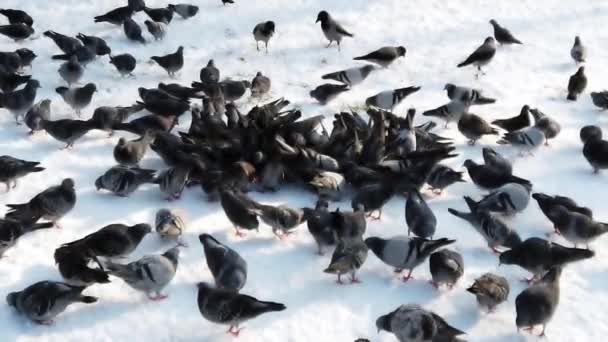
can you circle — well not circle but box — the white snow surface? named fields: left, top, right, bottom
left=1, top=0, right=608, bottom=341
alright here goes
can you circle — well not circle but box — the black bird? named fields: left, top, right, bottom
left=109, top=53, right=136, bottom=77
left=60, top=223, right=152, bottom=259
left=0, top=48, right=35, bottom=74
left=54, top=245, right=110, bottom=286
left=151, top=46, right=184, bottom=77
left=426, top=164, right=465, bottom=194
left=143, top=6, right=174, bottom=24
left=168, top=4, right=199, bottom=19
left=0, top=71, right=30, bottom=93
left=304, top=200, right=337, bottom=255
left=353, top=46, right=406, bottom=68
left=515, top=266, right=562, bottom=337
left=43, top=31, right=83, bottom=55
left=463, top=159, right=529, bottom=191
left=310, top=83, right=349, bottom=104
left=75, top=33, right=112, bottom=56
left=457, top=37, right=497, bottom=77
left=567, top=66, right=587, bottom=101
left=580, top=125, right=608, bottom=173
left=0, top=23, right=34, bottom=41
left=0, top=155, right=44, bottom=191
left=351, top=182, right=394, bottom=220
left=489, top=19, right=523, bottom=45
left=128, top=0, right=146, bottom=11
left=41, top=118, right=97, bottom=149
left=591, top=91, right=608, bottom=110
left=123, top=18, right=146, bottom=44
left=94, top=6, right=133, bottom=26
left=0, top=219, right=54, bottom=258
left=0, top=9, right=33, bottom=26
left=532, top=193, right=592, bottom=232
left=491, top=105, right=531, bottom=132
left=429, top=249, right=464, bottom=289
left=0, top=79, right=41, bottom=123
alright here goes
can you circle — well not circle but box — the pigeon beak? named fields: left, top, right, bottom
left=315, top=18, right=320, bottom=23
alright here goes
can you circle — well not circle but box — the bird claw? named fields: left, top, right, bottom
left=234, top=229, right=246, bottom=238
left=35, top=320, right=54, bottom=326
left=227, top=326, right=244, bottom=336
left=148, top=294, right=168, bottom=301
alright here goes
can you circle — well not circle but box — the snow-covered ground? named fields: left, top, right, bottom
left=1, top=0, right=608, bottom=341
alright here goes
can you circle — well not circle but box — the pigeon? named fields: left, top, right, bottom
left=155, top=208, right=186, bottom=241
left=144, top=20, right=166, bottom=41
left=405, top=190, right=436, bottom=238
left=489, top=19, right=523, bottom=45
left=168, top=4, right=199, bottom=19
left=199, top=233, right=247, bottom=291
left=252, top=21, right=275, bottom=52
left=0, top=156, right=44, bottom=191
left=429, top=249, right=464, bottom=289
left=365, top=235, right=455, bottom=281
left=499, top=237, right=593, bottom=282
left=128, top=0, right=146, bottom=12
left=43, top=31, right=82, bottom=55
left=353, top=46, right=405, bottom=68
left=254, top=203, right=307, bottom=239
left=24, top=99, right=51, bottom=135
left=112, top=114, right=177, bottom=136
left=143, top=6, right=174, bottom=24
left=137, top=92, right=190, bottom=117
left=332, top=207, right=367, bottom=245
left=475, top=182, right=532, bottom=215
left=321, top=65, right=375, bottom=86
left=308, top=171, right=345, bottom=201
left=90, top=104, right=143, bottom=135
left=457, top=112, right=498, bottom=144
left=219, top=80, right=251, bottom=102
left=591, top=91, right=608, bottom=110
left=449, top=196, right=522, bottom=252
left=42, top=118, right=97, bottom=149
left=532, top=192, right=593, bottom=233
left=376, top=304, right=465, bottom=342
left=251, top=72, right=271, bottom=97
left=58, top=56, right=84, bottom=86
left=54, top=245, right=110, bottom=286
left=105, top=246, right=180, bottom=300
left=457, top=37, right=497, bottom=78
left=365, top=86, right=420, bottom=110
left=315, top=11, right=353, bottom=50
left=113, top=131, right=154, bottom=167
left=567, top=66, right=587, bottom=101
left=529, top=108, right=560, bottom=144
left=324, top=239, right=368, bottom=284
left=51, top=44, right=96, bottom=66
left=351, top=182, right=394, bottom=220
left=219, top=188, right=261, bottom=237
left=426, top=164, right=465, bottom=194
left=94, top=6, right=133, bottom=26
left=0, top=48, right=35, bottom=74
left=482, top=147, right=512, bottom=176
left=0, top=71, right=30, bottom=93
left=5, top=178, right=76, bottom=227
left=462, top=159, right=529, bottom=191
left=570, top=36, right=586, bottom=64
left=491, top=105, right=531, bottom=133
left=310, top=83, right=349, bottom=104
left=6, top=281, right=97, bottom=325
left=422, top=99, right=469, bottom=128
left=0, top=23, right=34, bottom=41
left=61, top=223, right=152, bottom=259
left=580, top=125, right=608, bottom=173
left=154, top=166, right=190, bottom=200
left=0, top=219, right=54, bottom=258
left=151, top=46, right=184, bottom=77
left=196, top=282, right=286, bottom=336
left=95, top=166, right=156, bottom=197
left=109, top=53, right=136, bottom=77
left=304, top=200, right=337, bottom=255
left=200, top=59, right=219, bottom=83
left=549, top=205, right=608, bottom=248
left=0, top=9, right=33, bottom=26
left=0, top=79, right=40, bottom=123
left=75, top=33, right=112, bottom=56
left=123, top=18, right=146, bottom=44
left=444, top=83, right=496, bottom=105
left=467, top=273, right=510, bottom=312
left=515, top=266, right=562, bottom=337
left=56, top=83, right=97, bottom=117
left=497, top=126, right=546, bottom=154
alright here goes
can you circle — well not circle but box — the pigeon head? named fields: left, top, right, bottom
left=117, top=137, right=127, bottom=146
left=375, top=314, right=391, bottom=333
left=481, top=146, right=497, bottom=159
left=316, top=11, right=329, bottom=23
left=196, top=282, right=214, bottom=291
left=498, top=249, right=517, bottom=266
left=264, top=21, right=276, bottom=33
left=6, top=292, right=18, bottom=308
left=207, top=59, right=215, bottom=67
left=531, top=192, right=550, bottom=202
left=61, top=178, right=75, bottom=190
left=580, top=125, right=602, bottom=144
left=574, top=36, right=581, bottom=44
left=577, top=66, right=585, bottom=75
left=166, top=4, right=176, bottom=12
left=198, top=233, right=221, bottom=248
left=484, top=37, right=496, bottom=45
left=255, top=71, right=263, bottom=77
left=462, top=159, right=476, bottom=169
left=96, top=43, right=111, bottom=56
left=242, top=80, right=252, bottom=88
left=16, top=48, right=37, bottom=64
left=138, top=87, right=149, bottom=99
left=83, top=83, right=97, bottom=94
left=489, top=19, right=498, bottom=26
left=443, top=83, right=455, bottom=91
left=396, top=46, right=406, bottom=57
left=162, top=246, right=181, bottom=266
left=176, top=46, right=184, bottom=54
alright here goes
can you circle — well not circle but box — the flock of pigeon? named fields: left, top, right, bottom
left=1, top=1, right=608, bottom=341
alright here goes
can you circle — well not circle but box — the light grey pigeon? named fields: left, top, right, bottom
left=353, top=46, right=405, bottom=68
left=365, top=235, right=455, bottom=281
left=55, top=83, right=97, bottom=117
left=154, top=166, right=190, bottom=200
left=321, top=65, right=375, bottom=86
left=0, top=79, right=40, bottom=123
left=113, top=131, right=154, bottom=167
left=324, top=239, right=368, bottom=284
left=405, top=190, right=436, bottom=238
left=58, top=55, right=84, bottom=86
left=155, top=208, right=186, bottom=241
left=497, top=126, right=546, bottom=154
left=0, top=219, right=54, bottom=257
left=105, top=246, right=180, bottom=300
left=457, top=37, right=497, bottom=78
left=252, top=21, right=275, bottom=52
left=0, top=155, right=44, bottom=191
left=444, top=83, right=496, bottom=105
left=199, top=233, right=247, bottom=291
left=529, top=108, right=560, bottom=145
left=196, top=282, right=286, bottom=336
left=24, top=99, right=51, bottom=135
left=376, top=304, right=465, bottom=342
left=448, top=196, right=521, bottom=253
left=482, top=147, right=512, bottom=176
left=7, top=281, right=97, bottom=325
left=315, top=10, right=353, bottom=50
left=467, top=273, right=510, bottom=312
left=251, top=71, right=271, bottom=97
left=95, top=166, right=155, bottom=197
left=422, top=99, right=470, bottom=128
left=476, top=182, right=532, bottom=215
left=429, top=249, right=464, bottom=289
left=549, top=205, right=608, bottom=248
left=570, top=36, right=586, bottom=64
left=365, top=86, right=420, bottom=110
left=515, top=266, right=562, bottom=337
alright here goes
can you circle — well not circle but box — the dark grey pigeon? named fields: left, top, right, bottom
left=426, top=164, right=465, bottom=195
left=310, top=83, right=349, bottom=104
left=196, top=282, right=286, bottom=336
left=331, top=207, right=367, bottom=246
left=0, top=155, right=44, bottom=191
left=128, top=0, right=146, bottom=12
left=304, top=200, right=337, bottom=255
left=112, top=114, right=177, bottom=136
left=24, top=99, right=52, bottom=135
left=429, top=249, right=464, bottom=289
left=90, top=103, right=143, bottom=135
left=94, top=6, right=133, bottom=26
left=123, top=18, right=146, bottom=44
left=444, top=83, right=496, bottom=105
left=0, top=9, right=33, bottom=26
left=253, top=21, right=275, bottom=52
left=353, top=46, right=406, bottom=68
left=51, top=45, right=96, bottom=66
left=549, top=205, right=608, bottom=248
left=7, top=281, right=97, bottom=325
left=199, top=233, right=247, bottom=291
left=155, top=208, right=185, bottom=241
left=168, top=4, right=199, bottom=19
left=365, top=235, right=455, bottom=281
left=0, top=23, right=34, bottom=41
left=251, top=72, right=271, bottom=97
left=457, top=112, right=498, bottom=145
left=499, top=237, right=593, bottom=282
left=321, top=65, right=375, bottom=86
left=567, top=66, right=587, bottom=101
left=154, top=166, right=190, bottom=200
left=581, top=125, right=608, bottom=173
left=491, top=105, right=531, bottom=133
left=200, top=59, right=219, bottom=84
left=0, top=48, right=36, bottom=74
left=462, top=159, right=529, bottom=191
left=75, top=33, right=112, bottom=56
left=144, top=20, right=166, bottom=41
left=56, top=83, right=97, bottom=117
left=315, top=10, right=353, bottom=50
left=0, top=79, right=40, bottom=123
left=324, top=239, right=368, bottom=284
left=376, top=304, right=465, bottom=342
left=1, top=219, right=54, bottom=258
left=570, top=36, right=586, bottom=64
left=365, top=86, right=420, bottom=110
left=41, top=118, right=97, bottom=149
left=489, top=19, right=523, bottom=45
left=532, top=192, right=593, bottom=234
left=591, top=91, right=608, bottom=110
left=151, top=46, right=184, bottom=77
left=109, top=53, right=136, bottom=76
left=405, top=190, right=436, bottom=238
left=482, top=147, right=512, bottom=176
left=58, top=55, right=84, bottom=86
left=220, top=188, right=261, bottom=237
left=457, top=37, right=497, bottom=78
left=143, top=6, right=174, bottom=24
left=351, top=182, right=394, bottom=220
left=529, top=107, right=560, bottom=144
left=220, top=80, right=251, bottom=102
left=54, top=245, right=110, bottom=287
left=5, top=178, right=76, bottom=227
left=113, top=131, right=154, bottom=167
left=44, top=31, right=82, bottom=55
left=515, top=266, right=562, bottom=337
left=61, top=223, right=151, bottom=259
left=467, top=273, right=510, bottom=312
left=95, top=166, right=155, bottom=197
left=0, top=71, right=31, bottom=93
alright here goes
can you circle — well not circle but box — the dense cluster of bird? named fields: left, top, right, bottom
left=1, top=1, right=608, bottom=341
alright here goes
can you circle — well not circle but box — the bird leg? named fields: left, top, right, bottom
left=256, top=41, right=260, bottom=51
left=520, top=274, right=539, bottom=284
left=54, top=221, right=63, bottom=229
left=350, top=272, right=362, bottom=284
left=335, top=273, right=344, bottom=285
left=4, top=182, right=10, bottom=193
left=429, top=280, right=439, bottom=289
left=234, top=227, right=246, bottom=238
left=539, top=325, right=547, bottom=337
left=366, top=210, right=382, bottom=221
left=467, top=139, right=476, bottom=145
left=401, top=269, right=414, bottom=282
left=148, top=293, right=168, bottom=301
left=226, top=325, right=244, bottom=336
left=490, top=245, right=502, bottom=254
left=35, top=320, right=55, bottom=326
left=265, top=42, right=269, bottom=54
left=326, top=41, right=332, bottom=48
